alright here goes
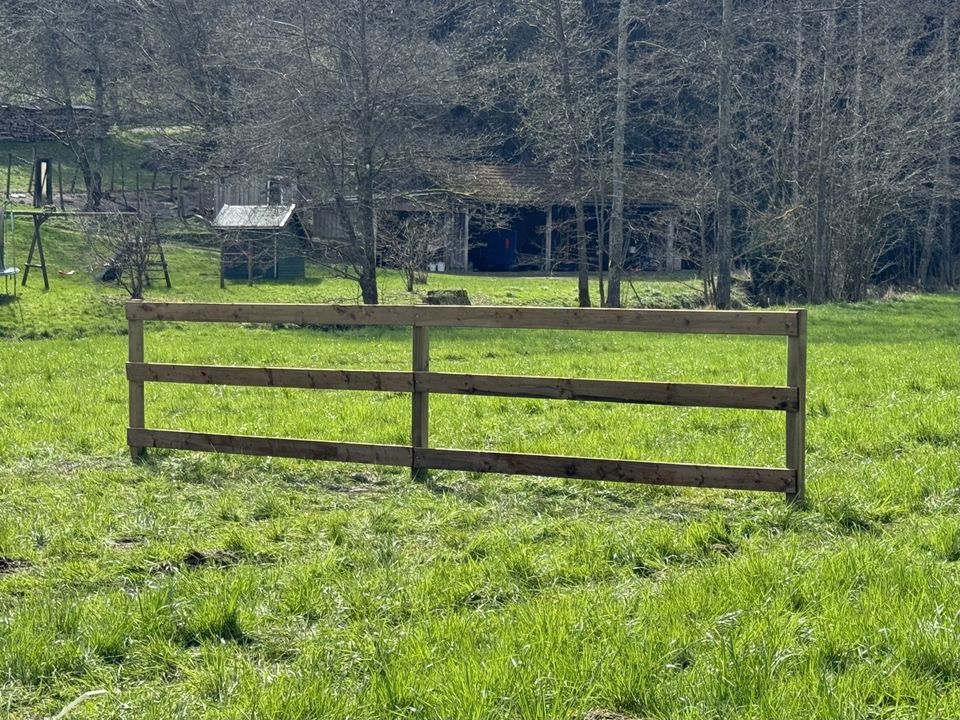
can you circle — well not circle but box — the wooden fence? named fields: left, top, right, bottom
left=126, top=302, right=807, bottom=503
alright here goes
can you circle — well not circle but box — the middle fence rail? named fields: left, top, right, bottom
left=126, top=302, right=807, bottom=503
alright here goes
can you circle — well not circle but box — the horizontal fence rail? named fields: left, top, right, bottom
left=126, top=301, right=807, bottom=503
left=126, top=302, right=801, bottom=336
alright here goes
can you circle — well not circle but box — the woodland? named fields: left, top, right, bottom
left=1, top=0, right=957, bottom=307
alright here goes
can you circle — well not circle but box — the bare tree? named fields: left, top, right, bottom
left=85, top=213, right=165, bottom=299
left=917, top=3, right=957, bottom=288
left=606, top=0, right=632, bottom=308
left=492, top=0, right=608, bottom=306
left=378, top=212, right=448, bottom=293
left=0, top=2, right=140, bottom=210
left=234, top=0, right=467, bottom=304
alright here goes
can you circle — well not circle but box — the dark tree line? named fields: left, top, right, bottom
left=0, top=0, right=956, bottom=305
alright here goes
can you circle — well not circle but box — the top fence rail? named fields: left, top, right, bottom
left=126, top=302, right=801, bottom=336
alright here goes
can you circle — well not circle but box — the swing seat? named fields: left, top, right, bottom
left=1, top=266, right=17, bottom=297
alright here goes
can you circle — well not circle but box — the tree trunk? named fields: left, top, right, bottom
left=791, top=0, right=803, bottom=203
left=595, top=196, right=606, bottom=306
left=699, top=209, right=716, bottom=303
left=606, top=0, right=630, bottom=308
left=812, top=6, right=835, bottom=303
left=551, top=0, right=591, bottom=307
left=357, top=3, right=379, bottom=305
left=47, top=18, right=105, bottom=211
left=575, top=196, right=590, bottom=306
left=918, top=202, right=938, bottom=288
left=358, top=158, right=379, bottom=305
left=846, top=0, right=864, bottom=301
left=943, top=189, right=954, bottom=287
left=715, top=0, right=734, bottom=309
left=86, top=32, right=107, bottom=211
left=918, top=7, right=955, bottom=288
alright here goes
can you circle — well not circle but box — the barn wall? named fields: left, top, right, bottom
left=221, top=228, right=306, bottom=282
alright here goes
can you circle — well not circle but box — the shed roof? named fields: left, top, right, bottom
left=428, top=164, right=665, bottom=207
left=435, top=165, right=558, bottom=205
left=213, top=204, right=296, bottom=229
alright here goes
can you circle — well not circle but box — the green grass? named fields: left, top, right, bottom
left=0, top=223, right=958, bottom=719
left=0, top=219, right=715, bottom=339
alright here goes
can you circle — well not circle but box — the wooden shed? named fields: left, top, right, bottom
left=213, top=204, right=310, bottom=285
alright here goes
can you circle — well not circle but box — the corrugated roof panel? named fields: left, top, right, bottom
left=212, top=204, right=296, bottom=229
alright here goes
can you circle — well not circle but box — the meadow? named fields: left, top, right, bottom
left=0, top=219, right=958, bottom=719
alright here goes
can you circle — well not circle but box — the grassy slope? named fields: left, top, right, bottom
left=0, top=223, right=958, bottom=719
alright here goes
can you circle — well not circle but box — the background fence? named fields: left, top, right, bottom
left=126, top=302, right=807, bottom=503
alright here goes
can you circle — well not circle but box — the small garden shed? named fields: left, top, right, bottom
left=213, top=204, right=310, bottom=285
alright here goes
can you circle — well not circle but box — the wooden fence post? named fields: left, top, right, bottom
left=129, top=304, right=146, bottom=462
left=57, top=161, right=65, bottom=211
left=786, top=308, right=807, bottom=505
left=27, top=149, right=36, bottom=197
left=411, top=324, right=430, bottom=481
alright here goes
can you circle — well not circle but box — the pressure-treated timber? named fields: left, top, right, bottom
left=785, top=308, right=808, bottom=504
left=126, top=364, right=797, bottom=411
left=128, top=315, right=145, bottom=462
left=411, top=325, right=430, bottom=481
left=128, top=428, right=412, bottom=466
left=126, top=302, right=799, bottom=336
left=127, top=363, right=413, bottom=392
left=414, top=448, right=795, bottom=493
left=125, top=301, right=808, bottom=500
left=415, top=372, right=798, bottom=411
left=21, top=214, right=49, bottom=290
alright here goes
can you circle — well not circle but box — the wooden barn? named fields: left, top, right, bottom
left=213, top=204, right=311, bottom=285
left=310, top=163, right=676, bottom=274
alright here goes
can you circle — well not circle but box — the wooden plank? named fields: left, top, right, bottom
left=125, top=302, right=800, bottom=336
left=416, top=372, right=799, bottom=411
left=130, top=431, right=794, bottom=492
left=127, top=363, right=413, bottom=392
left=415, top=448, right=795, bottom=493
left=411, top=306, right=799, bottom=336
left=126, top=363, right=797, bottom=411
left=785, top=308, right=807, bottom=504
left=411, top=326, right=430, bottom=481
left=126, top=301, right=419, bottom=326
left=128, top=316, right=145, bottom=462
left=128, top=428, right=412, bottom=466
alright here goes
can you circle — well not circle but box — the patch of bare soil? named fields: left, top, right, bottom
left=182, top=549, right=240, bottom=568
left=583, top=711, right=643, bottom=720
left=105, top=535, right=145, bottom=549
left=0, top=557, right=30, bottom=574
left=328, top=471, right=390, bottom=494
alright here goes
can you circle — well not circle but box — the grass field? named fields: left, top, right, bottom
left=0, top=221, right=958, bottom=719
